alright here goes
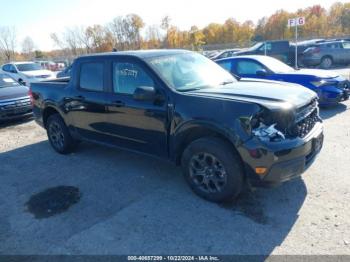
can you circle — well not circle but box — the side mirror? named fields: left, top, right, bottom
left=256, top=69, right=268, bottom=76
left=10, top=69, right=17, bottom=73
left=133, top=86, right=156, bottom=101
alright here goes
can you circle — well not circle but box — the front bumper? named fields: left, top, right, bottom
left=0, top=96, right=33, bottom=121
left=318, top=85, right=350, bottom=105
left=239, top=122, right=324, bottom=187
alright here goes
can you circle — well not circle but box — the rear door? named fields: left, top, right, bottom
left=325, top=43, right=343, bottom=63
left=68, top=59, right=109, bottom=141
left=103, top=57, right=168, bottom=157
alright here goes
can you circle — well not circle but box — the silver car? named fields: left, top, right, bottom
left=301, top=40, right=350, bottom=69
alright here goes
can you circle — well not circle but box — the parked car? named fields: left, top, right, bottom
left=234, top=40, right=291, bottom=64
left=301, top=40, right=350, bottom=69
left=216, top=55, right=349, bottom=106
left=0, top=73, right=32, bottom=121
left=56, top=64, right=72, bottom=78
left=210, top=49, right=241, bottom=60
left=35, top=61, right=58, bottom=71
left=1, top=62, right=56, bottom=86
left=31, top=50, right=323, bottom=202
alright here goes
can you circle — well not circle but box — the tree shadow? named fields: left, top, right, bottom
left=0, top=141, right=307, bottom=256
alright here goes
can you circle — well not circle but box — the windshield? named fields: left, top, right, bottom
left=148, top=52, right=236, bottom=91
left=0, top=74, right=19, bottom=88
left=260, top=56, right=294, bottom=73
left=16, top=63, right=42, bottom=72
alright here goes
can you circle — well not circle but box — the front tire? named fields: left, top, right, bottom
left=46, top=114, right=78, bottom=154
left=181, top=137, right=244, bottom=202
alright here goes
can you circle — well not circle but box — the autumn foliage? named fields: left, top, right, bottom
left=1, top=2, right=350, bottom=63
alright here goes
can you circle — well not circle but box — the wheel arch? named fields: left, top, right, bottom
left=42, top=105, right=64, bottom=128
left=172, top=121, right=244, bottom=167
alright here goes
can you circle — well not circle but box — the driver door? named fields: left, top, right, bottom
left=233, top=59, right=269, bottom=79
left=103, top=57, right=168, bottom=157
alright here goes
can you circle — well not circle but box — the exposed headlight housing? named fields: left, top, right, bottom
left=252, top=123, right=286, bottom=142
left=248, top=108, right=295, bottom=142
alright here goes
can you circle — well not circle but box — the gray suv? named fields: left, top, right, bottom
left=301, top=40, right=350, bottom=69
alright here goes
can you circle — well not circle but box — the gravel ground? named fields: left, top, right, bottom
left=0, top=100, right=349, bottom=256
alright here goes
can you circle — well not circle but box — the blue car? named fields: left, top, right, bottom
left=216, top=55, right=350, bottom=106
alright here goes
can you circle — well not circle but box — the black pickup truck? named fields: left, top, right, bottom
left=31, top=50, right=324, bottom=202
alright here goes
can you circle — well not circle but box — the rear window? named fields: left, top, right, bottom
left=79, top=62, right=104, bottom=92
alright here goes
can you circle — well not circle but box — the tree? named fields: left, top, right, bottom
left=144, top=25, right=162, bottom=49
left=189, top=26, right=205, bottom=50
left=21, top=36, right=35, bottom=60
left=161, top=16, right=171, bottom=47
left=108, top=14, right=145, bottom=50
left=0, top=26, right=16, bottom=62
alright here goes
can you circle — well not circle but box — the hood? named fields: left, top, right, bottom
left=22, top=70, right=53, bottom=77
left=189, top=81, right=317, bottom=110
left=241, top=77, right=304, bottom=87
left=0, top=85, right=29, bottom=100
left=285, top=69, right=339, bottom=79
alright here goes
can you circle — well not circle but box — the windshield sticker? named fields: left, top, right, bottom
left=118, top=69, right=138, bottom=78
left=3, top=78, right=15, bottom=83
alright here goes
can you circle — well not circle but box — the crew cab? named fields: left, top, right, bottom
left=30, top=50, right=324, bottom=202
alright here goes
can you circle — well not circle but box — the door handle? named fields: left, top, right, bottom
left=74, top=95, right=85, bottom=102
left=111, top=100, right=125, bottom=107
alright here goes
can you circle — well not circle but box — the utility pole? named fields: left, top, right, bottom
left=288, top=17, right=305, bottom=69
left=295, top=23, right=298, bottom=69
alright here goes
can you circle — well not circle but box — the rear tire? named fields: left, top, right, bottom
left=320, top=56, right=333, bottom=69
left=46, top=114, right=78, bottom=154
left=181, top=137, right=244, bottom=202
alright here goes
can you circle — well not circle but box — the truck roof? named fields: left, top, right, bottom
left=79, top=49, right=190, bottom=60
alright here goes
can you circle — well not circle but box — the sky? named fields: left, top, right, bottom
left=0, top=0, right=348, bottom=51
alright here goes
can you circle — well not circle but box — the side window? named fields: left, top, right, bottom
left=259, top=43, right=272, bottom=52
left=79, top=62, right=104, bottom=92
left=236, top=60, right=264, bottom=75
left=9, top=65, right=17, bottom=73
left=2, top=65, right=9, bottom=72
left=113, top=62, right=154, bottom=95
left=217, top=60, right=232, bottom=72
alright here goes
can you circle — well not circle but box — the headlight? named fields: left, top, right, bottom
left=311, top=80, right=337, bottom=87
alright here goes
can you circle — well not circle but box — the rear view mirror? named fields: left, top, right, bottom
left=133, top=86, right=156, bottom=101
left=256, top=69, right=268, bottom=76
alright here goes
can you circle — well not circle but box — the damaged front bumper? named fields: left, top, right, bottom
left=238, top=122, right=324, bottom=187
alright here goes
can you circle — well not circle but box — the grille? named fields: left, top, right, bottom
left=288, top=98, right=321, bottom=138
left=0, top=97, right=31, bottom=111
left=292, top=110, right=320, bottom=138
